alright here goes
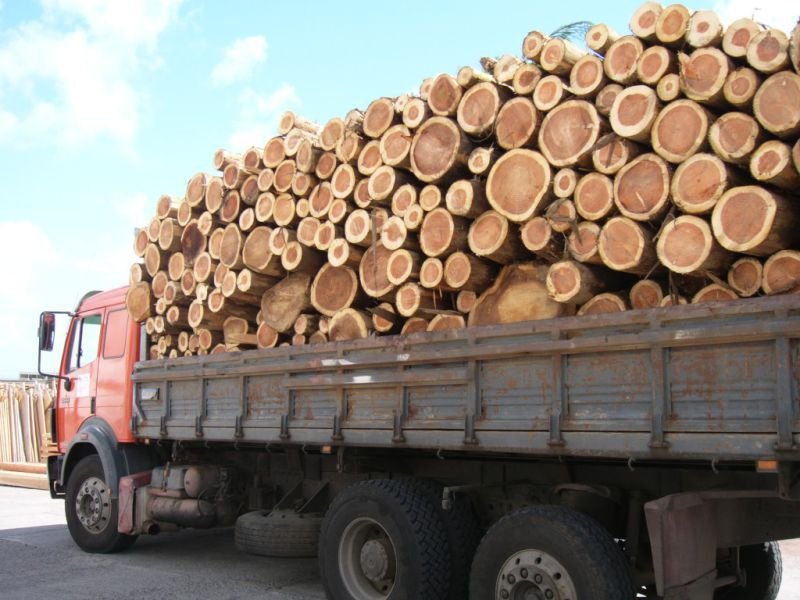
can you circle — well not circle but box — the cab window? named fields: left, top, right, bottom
left=67, top=314, right=102, bottom=372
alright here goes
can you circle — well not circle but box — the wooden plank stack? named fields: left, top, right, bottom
left=0, top=381, right=53, bottom=489
left=127, top=3, right=800, bottom=358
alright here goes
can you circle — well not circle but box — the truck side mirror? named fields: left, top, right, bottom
left=39, top=312, right=56, bottom=352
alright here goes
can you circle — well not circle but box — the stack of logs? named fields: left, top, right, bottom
left=127, top=2, right=800, bottom=358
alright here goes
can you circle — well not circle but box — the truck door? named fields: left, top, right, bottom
left=58, top=312, right=103, bottom=446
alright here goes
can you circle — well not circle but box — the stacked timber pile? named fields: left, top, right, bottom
left=0, top=381, right=53, bottom=490
left=127, top=3, right=800, bottom=358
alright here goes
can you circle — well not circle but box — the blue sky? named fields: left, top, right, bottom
left=0, top=0, right=797, bottom=378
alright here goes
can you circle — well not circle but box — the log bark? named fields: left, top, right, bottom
left=629, top=279, right=665, bottom=309
left=747, top=29, right=790, bottom=74
left=598, top=216, right=659, bottom=275
left=671, top=153, right=736, bottom=215
left=540, top=38, right=585, bottom=75
left=329, top=309, right=372, bottom=341
left=242, top=226, right=283, bottom=276
left=711, top=186, right=800, bottom=256
left=427, top=314, right=466, bottom=332
left=657, top=215, right=733, bottom=277
left=315, top=151, right=338, bottom=180
left=371, top=302, right=398, bottom=334
left=538, top=100, right=603, bottom=168
left=652, top=99, right=712, bottom=164
left=357, top=140, right=384, bottom=176
left=410, top=117, right=471, bottom=183
left=610, top=84, right=660, bottom=143
left=379, top=124, right=413, bottom=169
left=723, top=67, right=761, bottom=109
left=396, top=283, right=436, bottom=317
left=521, top=217, right=565, bottom=262
left=328, top=238, right=364, bottom=269
left=691, top=283, right=738, bottom=303
left=320, top=117, right=345, bottom=152
left=512, top=63, right=543, bottom=95
left=427, top=74, right=463, bottom=117
left=445, top=179, right=488, bottom=219
left=420, top=208, right=469, bottom=257
left=486, top=149, right=552, bottom=222
left=586, top=23, right=621, bottom=54
left=568, top=221, right=603, bottom=265
left=722, top=17, right=761, bottom=59
left=629, top=2, right=662, bottom=42
left=402, top=97, right=432, bottom=130
left=456, top=82, right=510, bottom=138
left=281, top=241, right=324, bottom=274
left=533, top=75, right=571, bottom=111
left=444, top=252, right=496, bottom=291
left=604, top=36, right=645, bottom=84
left=546, top=260, right=608, bottom=304
left=260, top=273, right=311, bottom=333
left=655, top=4, right=691, bottom=46
left=495, top=97, right=539, bottom=150
left=570, top=55, right=607, bottom=98
left=762, top=250, right=800, bottom=295
left=708, top=112, right=764, bottom=165
left=749, top=140, right=800, bottom=190
left=387, top=248, right=421, bottom=286
left=656, top=73, right=681, bottom=102
left=310, top=264, right=361, bottom=317
left=686, top=10, right=724, bottom=48
left=727, top=257, right=763, bottom=297
left=595, top=83, right=624, bottom=117
left=578, top=293, right=628, bottom=315
left=468, top=262, right=571, bottom=326
left=752, top=72, right=800, bottom=139
left=575, top=173, right=615, bottom=221
left=613, top=153, right=671, bottom=222
left=359, top=242, right=395, bottom=298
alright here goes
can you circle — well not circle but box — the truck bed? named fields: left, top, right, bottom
left=132, top=295, right=800, bottom=462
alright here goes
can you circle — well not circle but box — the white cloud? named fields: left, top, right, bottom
left=114, top=193, right=152, bottom=232
left=228, top=83, right=299, bottom=151
left=0, top=0, right=182, bottom=148
left=714, top=0, right=798, bottom=31
left=210, top=35, right=268, bottom=87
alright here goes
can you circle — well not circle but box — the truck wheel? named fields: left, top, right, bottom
left=716, top=543, right=782, bottom=600
left=65, top=455, right=136, bottom=553
left=469, top=505, right=634, bottom=600
left=235, top=509, right=321, bottom=557
left=319, top=479, right=451, bottom=600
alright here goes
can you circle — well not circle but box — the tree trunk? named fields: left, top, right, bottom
left=539, top=100, right=604, bottom=168
left=359, top=242, right=395, bottom=298
left=546, top=260, right=608, bottom=304
left=657, top=215, right=733, bottom=277
left=387, top=248, right=421, bottom=286
left=586, top=23, right=621, bottom=54
left=320, top=117, right=345, bottom=152
left=445, top=179, right=488, bottom=219
left=752, top=72, right=800, bottom=139
left=574, top=172, right=615, bottom=221
left=260, top=273, right=311, bottom=333
left=613, top=153, right=671, bottom=221
left=468, top=262, right=572, bottom=326
left=402, top=98, right=432, bottom=130
left=746, top=29, right=790, bottom=74
left=570, top=55, right=607, bottom=98
left=671, top=153, right=737, bottom=214
left=456, top=82, right=510, bottom=138
left=410, top=117, right=471, bottom=183
left=595, top=83, right=624, bottom=117
left=420, top=208, right=469, bottom=258
left=610, top=84, right=660, bottom=143
left=486, top=149, right=552, bottom=222
left=598, top=216, right=659, bottom=275
left=578, top=293, right=628, bottom=315
left=126, top=282, right=153, bottom=322
left=652, top=99, right=712, bottom=163
left=540, top=38, right=585, bottom=75
left=427, top=74, right=463, bottom=117
left=310, top=264, right=362, bottom=317
left=329, top=309, right=373, bottom=341
left=495, top=97, right=540, bottom=150
left=655, top=4, right=691, bottom=46
left=443, top=251, right=497, bottom=291
left=762, top=250, right=800, bottom=295
left=723, top=67, right=761, bottom=109
left=604, top=36, right=645, bottom=84
left=691, top=283, right=738, bottom=303
left=533, top=75, right=571, bottom=111
left=427, top=314, right=466, bottom=332
left=749, top=140, right=800, bottom=190
left=711, top=186, right=800, bottom=256
left=727, top=257, right=763, bottom=297
left=629, top=279, right=664, bottom=309
left=629, top=2, right=662, bottom=42
left=512, top=63, right=543, bottom=95
left=520, top=216, right=565, bottom=263
left=568, top=221, right=603, bottom=265
left=708, top=112, right=764, bottom=165
left=721, top=18, right=760, bottom=59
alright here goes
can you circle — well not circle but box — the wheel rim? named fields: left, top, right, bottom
left=338, top=517, right=397, bottom=599
left=496, top=549, right=577, bottom=600
left=75, top=475, right=112, bottom=534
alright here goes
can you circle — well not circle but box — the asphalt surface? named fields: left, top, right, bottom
left=1, top=485, right=799, bottom=599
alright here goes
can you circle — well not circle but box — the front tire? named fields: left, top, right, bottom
left=469, top=505, right=634, bottom=600
left=716, top=543, right=782, bottom=600
left=65, top=455, right=136, bottom=553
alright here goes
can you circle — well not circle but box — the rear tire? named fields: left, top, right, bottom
left=469, top=505, right=634, bottom=600
left=65, top=455, right=136, bottom=553
left=716, top=542, right=782, bottom=600
left=235, top=509, right=321, bottom=557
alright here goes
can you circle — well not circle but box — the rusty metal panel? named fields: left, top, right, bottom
left=245, top=374, right=285, bottom=421
left=204, top=377, right=241, bottom=419
left=291, top=388, right=337, bottom=424
left=345, top=387, right=397, bottom=423
left=668, top=342, right=776, bottom=431
left=406, top=365, right=468, bottom=425
left=478, top=356, right=550, bottom=426
left=167, top=379, right=201, bottom=420
left=564, top=351, right=652, bottom=427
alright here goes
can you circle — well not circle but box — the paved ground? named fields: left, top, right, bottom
left=0, top=485, right=798, bottom=599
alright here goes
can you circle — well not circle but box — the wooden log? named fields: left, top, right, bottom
left=391, top=184, right=418, bottom=217
left=310, top=264, right=361, bottom=317
left=512, top=63, right=543, bottom=96
left=456, top=82, right=510, bottom=139
left=660, top=293, right=688, bottom=307
left=213, top=262, right=229, bottom=288
left=711, top=186, right=800, bottom=256
left=598, top=217, right=659, bottom=275
left=540, top=38, right=585, bottom=76
left=427, top=314, right=466, bottom=332
left=553, top=168, right=578, bottom=199
left=574, top=173, right=615, bottom=221
left=151, top=271, right=170, bottom=300
left=538, top=100, right=603, bottom=168
left=795, top=139, right=800, bottom=174
left=144, top=243, right=162, bottom=278
left=613, top=153, right=671, bottom=221
left=188, top=300, right=226, bottom=330
left=723, top=67, right=761, bottom=109
left=314, top=221, right=339, bottom=252
left=750, top=140, right=800, bottom=190
left=522, top=30, right=548, bottom=61
left=156, top=194, right=179, bottom=220
left=533, top=75, right=571, bottom=112
left=456, top=290, right=478, bottom=314
left=727, top=257, right=763, bottom=297
left=315, top=151, right=338, bottom=181
left=357, top=140, right=384, bottom=176
left=134, top=228, right=150, bottom=258
left=329, top=309, right=373, bottom=341
left=399, top=316, right=429, bottom=335
left=468, top=210, right=526, bottom=265
left=186, top=172, right=207, bottom=208
left=395, top=283, right=435, bottom=317
left=655, top=4, right=691, bottom=47
left=630, top=2, right=662, bottom=42
left=651, top=99, right=711, bottom=163
left=254, top=192, right=274, bottom=223
left=320, top=117, right=345, bottom=152
left=657, top=215, right=733, bottom=277
left=671, top=153, right=736, bottom=215
left=456, top=65, right=494, bottom=89
left=293, top=314, right=319, bottom=336
left=387, top=248, right=421, bottom=286
left=722, top=17, right=761, bottom=59
left=369, top=165, right=411, bottom=204
left=419, top=77, right=434, bottom=101
left=219, top=190, right=241, bottom=224
left=126, top=282, right=152, bottom=322
left=350, top=179, right=370, bottom=209
left=592, top=133, right=640, bottom=176
left=239, top=174, right=259, bottom=206
left=208, top=288, right=258, bottom=320
left=404, top=204, right=425, bottom=233
left=420, top=208, right=469, bottom=258
left=578, top=293, right=628, bottom=315
left=328, top=238, right=364, bottom=269
left=678, top=48, right=731, bottom=107
left=410, top=117, right=471, bottom=183
left=402, top=97, right=432, bottom=130
left=419, top=257, right=449, bottom=290
left=177, top=220, right=204, bottom=263
left=242, top=226, right=283, bottom=276
left=371, top=302, right=398, bottom=334
left=380, top=216, right=413, bottom=251
left=444, top=252, right=496, bottom=291
left=492, top=54, right=522, bottom=83
left=284, top=129, right=314, bottom=158
left=747, top=29, right=790, bottom=74
left=570, top=55, right=607, bottom=98
left=295, top=139, right=321, bottom=174
left=495, top=97, right=539, bottom=150
left=791, top=22, right=800, bottom=73
left=468, top=262, right=571, bottom=326
left=708, top=112, right=763, bottom=165
left=753, top=72, right=800, bottom=139
left=586, top=23, right=621, bottom=54
left=637, top=46, right=677, bottom=86
left=379, top=124, right=413, bottom=170
left=292, top=173, right=316, bottom=199
left=359, top=242, right=394, bottom=298
left=546, top=260, right=608, bottom=305
left=260, top=273, right=311, bottom=333
left=281, top=240, right=324, bottom=275
left=279, top=111, right=318, bottom=136
left=273, top=160, right=296, bottom=194
left=238, top=207, right=256, bottom=233
left=165, top=305, right=189, bottom=329
left=163, top=279, right=190, bottom=306
left=656, top=73, right=682, bottom=102
left=272, top=193, right=298, bottom=227
left=686, top=10, right=724, bottom=48
left=129, top=262, right=150, bottom=284
left=610, top=84, right=660, bottom=143
left=176, top=199, right=194, bottom=227
left=629, top=279, right=665, bottom=309
left=692, top=283, right=738, bottom=303
left=546, top=198, right=577, bottom=233
left=262, top=137, right=285, bottom=169
left=147, top=216, right=161, bottom=243
left=180, top=270, right=197, bottom=297
left=762, top=250, right=800, bottom=295
left=256, top=322, right=280, bottom=349
left=427, top=74, right=463, bottom=117
left=520, top=217, right=565, bottom=262
left=336, top=131, right=365, bottom=166
left=604, top=36, right=645, bottom=85
left=331, top=164, right=359, bottom=200
left=267, top=226, right=293, bottom=256
left=237, top=268, right=277, bottom=296
left=486, top=149, right=552, bottom=222
left=445, top=180, right=488, bottom=219
left=595, top=83, right=624, bottom=117
left=568, top=221, right=603, bottom=264
left=418, top=184, right=443, bottom=211
left=344, top=209, right=374, bottom=247
left=196, top=211, right=215, bottom=236
left=308, top=182, right=334, bottom=219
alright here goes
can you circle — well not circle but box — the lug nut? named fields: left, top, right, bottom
left=545, top=590, right=554, bottom=599
left=534, top=574, right=543, bottom=584
left=520, top=568, right=528, bottom=579
left=507, top=574, right=516, bottom=585
left=500, top=590, right=509, bottom=599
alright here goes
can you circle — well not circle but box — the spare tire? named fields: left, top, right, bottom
left=234, top=509, right=322, bottom=557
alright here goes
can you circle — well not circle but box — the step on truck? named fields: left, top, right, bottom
left=38, top=287, right=800, bottom=599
